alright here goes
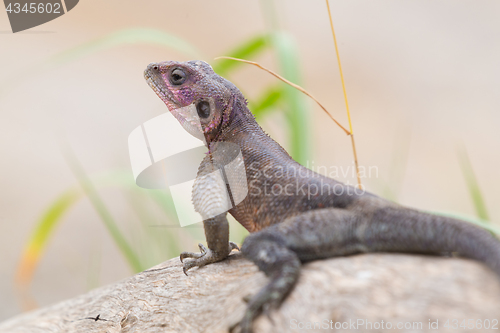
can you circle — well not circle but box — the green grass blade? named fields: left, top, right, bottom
left=258, top=0, right=310, bottom=164
left=62, top=147, right=144, bottom=273
left=457, top=146, right=490, bottom=221
left=16, top=188, right=82, bottom=286
left=49, top=28, right=203, bottom=66
left=0, top=28, right=202, bottom=97
left=90, top=171, right=190, bottom=262
left=128, top=189, right=182, bottom=265
left=17, top=169, right=181, bottom=288
left=271, top=32, right=310, bottom=164
left=212, top=35, right=269, bottom=76
left=126, top=191, right=163, bottom=267
left=79, top=171, right=185, bottom=259
left=248, top=85, right=284, bottom=120
left=146, top=190, right=178, bottom=220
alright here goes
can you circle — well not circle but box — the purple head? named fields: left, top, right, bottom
left=144, top=60, right=239, bottom=142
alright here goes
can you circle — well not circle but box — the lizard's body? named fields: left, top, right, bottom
left=144, top=60, right=500, bottom=332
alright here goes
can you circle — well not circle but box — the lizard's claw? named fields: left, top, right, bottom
left=229, top=312, right=256, bottom=333
left=229, top=241, right=240, bottom=252
left=228, top=303, right=276, bottom=333
left=229, top=283, right=283, bottom=333
left=180, top=243, right=207, bottom=263
left=180, top=242, right=239, bottom=275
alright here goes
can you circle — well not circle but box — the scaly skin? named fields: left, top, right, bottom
left=144, top=60, right=500, bottom=333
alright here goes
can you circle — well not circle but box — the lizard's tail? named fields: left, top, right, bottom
left=365, top=206, right=500, bottom=276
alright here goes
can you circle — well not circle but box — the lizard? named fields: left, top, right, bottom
left=143, top=60, right=500, bottom=333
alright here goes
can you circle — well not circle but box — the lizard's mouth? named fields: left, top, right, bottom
left=144, top=68, right=206, bottom=141
left=144, top=70, right=177, bottom=110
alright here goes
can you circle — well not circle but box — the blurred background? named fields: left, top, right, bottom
left=1, top=0, right=499, bottom=322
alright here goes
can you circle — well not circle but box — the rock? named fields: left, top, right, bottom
left=1, top=253, right=498, bottom=333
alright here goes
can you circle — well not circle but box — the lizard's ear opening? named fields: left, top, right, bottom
left=196, top=100, right=211, bottom=119
left=193, top=98, right=223, bottom=142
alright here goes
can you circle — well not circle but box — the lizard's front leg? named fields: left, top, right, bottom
left=181, top=146, right=240, bottom=274
left=180, top=212, right=239, bottom=275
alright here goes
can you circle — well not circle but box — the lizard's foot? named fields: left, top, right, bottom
left=229, top=285, right=282, bottom=333
left=180, top=242, right=239, bottom=275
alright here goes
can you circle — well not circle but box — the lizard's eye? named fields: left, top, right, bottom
left=170, top=68, right=187, bottom=85
left=196, top=100, right=211, bottom=118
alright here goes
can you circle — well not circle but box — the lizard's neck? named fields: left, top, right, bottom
left=217, top=102, right=296, bottom=168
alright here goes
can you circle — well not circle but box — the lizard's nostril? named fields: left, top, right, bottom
left=148, top=63, right=159, bottom=72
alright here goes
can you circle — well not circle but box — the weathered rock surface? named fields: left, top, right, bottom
left=1, top=253, right=499, bottom=333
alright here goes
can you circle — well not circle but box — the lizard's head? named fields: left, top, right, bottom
left=144, top=60, right=240, bottom=142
